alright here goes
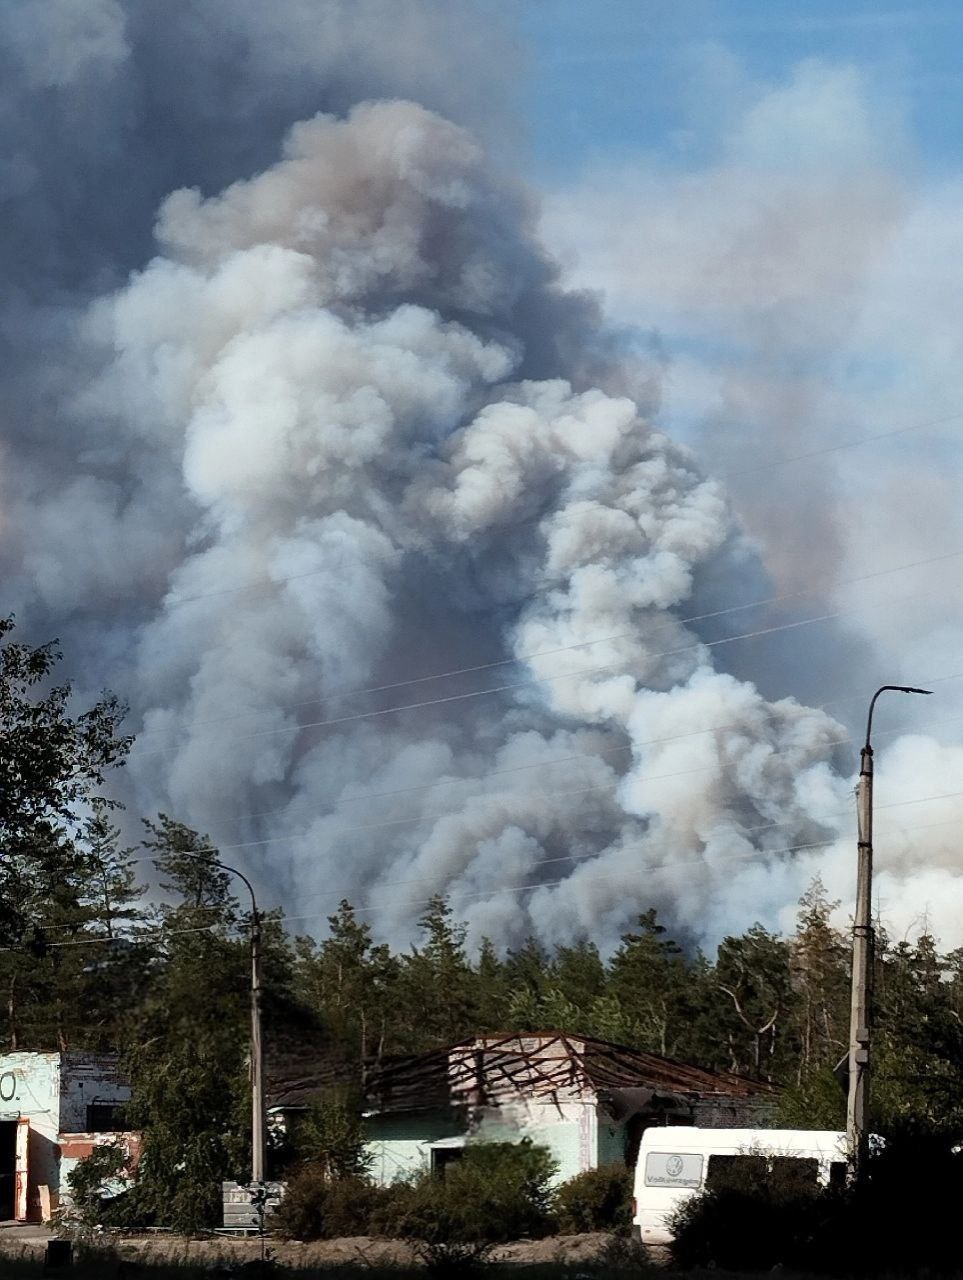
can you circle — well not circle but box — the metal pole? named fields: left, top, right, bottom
left=250, top=907, right=266, bottom=1184
left=846, top=685, right=931, bottom=1178
left=846, top=740, right=873, bottom=1175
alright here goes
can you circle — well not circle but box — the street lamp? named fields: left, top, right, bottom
left=847, top=684, right=931, bottom=1177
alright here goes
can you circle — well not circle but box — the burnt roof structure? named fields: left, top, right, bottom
left=266, top=1049, right=356, bottom=1109
left=363, top=1031, right=773, bottom=1117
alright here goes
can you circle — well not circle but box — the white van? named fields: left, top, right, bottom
left=632, top=1127, right=848, bottom=1246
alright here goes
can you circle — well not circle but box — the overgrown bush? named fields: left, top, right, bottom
left=274, top=1167, right=393, bottom=1239
left=821, top=1133, right=963, bottom=1275
left=670, top=1183, right=827, bottom=1271
left=554, top=1167, right=632, bottom=1234
left=384, top=1140, right=558, bottom=1272
left=670, top=1135, right=963, bottom=1274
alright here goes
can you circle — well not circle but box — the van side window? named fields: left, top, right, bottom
left=705, top=1154, right=768, bottom=1193
left=829, top=1161, right=847, bottom=1190
left=770, top=1157, right=818, bottom=1194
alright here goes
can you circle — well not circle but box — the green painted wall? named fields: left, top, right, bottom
left=364, top=1107, right=592, bottom=1186
left=364, top=1111, right=465, bottom=1184
left=534, top=1120, right=582, bottom=1183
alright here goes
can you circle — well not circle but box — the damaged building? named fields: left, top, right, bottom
left=360, top=1032, right=775, bottom=1185
left=0, top=1051, right=134, bottom=1221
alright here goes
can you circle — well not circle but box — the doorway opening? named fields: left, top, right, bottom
left=0, top=1121, right=18, bottom=1219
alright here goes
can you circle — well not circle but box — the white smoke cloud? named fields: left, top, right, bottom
left=36, top=97, right=864, bottom=951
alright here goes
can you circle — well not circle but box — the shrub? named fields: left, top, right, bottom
left=274, top=1166, right=392, bottom=1239
left=669, top=1135, right=963, bottom=1275
left=822, top=1133, right=963, bottom=1275
left=554, top=1167, right=633, bottom=1234
left=669, top=1183, right=825, bottom=1271
left=388, top=1140, right=558, bottom=1272
left=276, top=1137, right=558, bottom=1265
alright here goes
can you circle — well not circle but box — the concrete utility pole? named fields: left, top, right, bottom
left=847, top=684, right=931, bottom=1177
left=249, top=901, right=265, bottom=1184
left=208, top=860, right=266, bottom=1186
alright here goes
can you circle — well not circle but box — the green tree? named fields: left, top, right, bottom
left=608, top=909, right=695, bottom=1056
left=713, top=924, right=795, bottom=1078
left=143, top=814, right=235, bottom=926
left=80, top=800, right=146, bottom=939
left=0, top=618, right=132, bottom=1046
left=475, top=937, right=509, bottom=1029
left=504, top=939, right=609, bottom=1039
left=293, top=899, right=398, bottom=1065
left=554, top=940, right=606, bottom=1012
left=789, top=877, right=849, bottom=1080
left=0, top=618, right=130, bottom=933
left=398, top=896, right=477, bottom=1047
left=123, top=819, right=252, bottom=1231
left=873, top=932, right=963, bottom=1136
left=288, top=1090, right=372, bottom=1180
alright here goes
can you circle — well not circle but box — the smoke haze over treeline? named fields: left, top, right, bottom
left=3, top=0, right=963, bottom=953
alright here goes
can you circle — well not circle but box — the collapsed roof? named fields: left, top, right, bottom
left=361, top=1032, right=774, bottom=1117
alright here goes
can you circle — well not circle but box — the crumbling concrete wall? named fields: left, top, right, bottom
left=0, top=1052, right=62, bottom=1205
left=0, top=1052, right=132, bottom=1218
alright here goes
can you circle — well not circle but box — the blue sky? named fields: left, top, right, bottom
left=521, top=1, right=963, bottom=179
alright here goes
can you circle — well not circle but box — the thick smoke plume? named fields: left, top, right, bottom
left=4, top=2, right=956, bottom=950
left=68, top=99, right=846, bottom=948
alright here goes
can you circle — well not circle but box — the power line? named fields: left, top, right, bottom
left=133, top=544, right=963, bottom=740
left=262, top=807, right=963, bottom=929
left=30, top=674, right=962, bottom=936
left=195, top=706, right=963, bottom=860
left=0, top=920, right=229, bottom=954
left=34, top=724, right=963, bottom=942
left=268, top=784, right=963, bottom=915
left=201, top=665, right=963, bottom=832
left=154, top=409, right=963, bottom=614
left=31, top=673, right=962, bottom=939
left=22, top=801, right=963, bottom=952
left=130, top=565, right=959, bottom=761
left=720, top=408, right=963, bottom=480
left=130, top=609, right=847, bottom=759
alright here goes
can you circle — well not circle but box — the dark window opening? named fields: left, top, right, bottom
left=86, top=1103, right=127, bottom=1133
left=829, top=1160, right=848, bottom=1190
left=431, top=1147, right=464, bottom=1177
